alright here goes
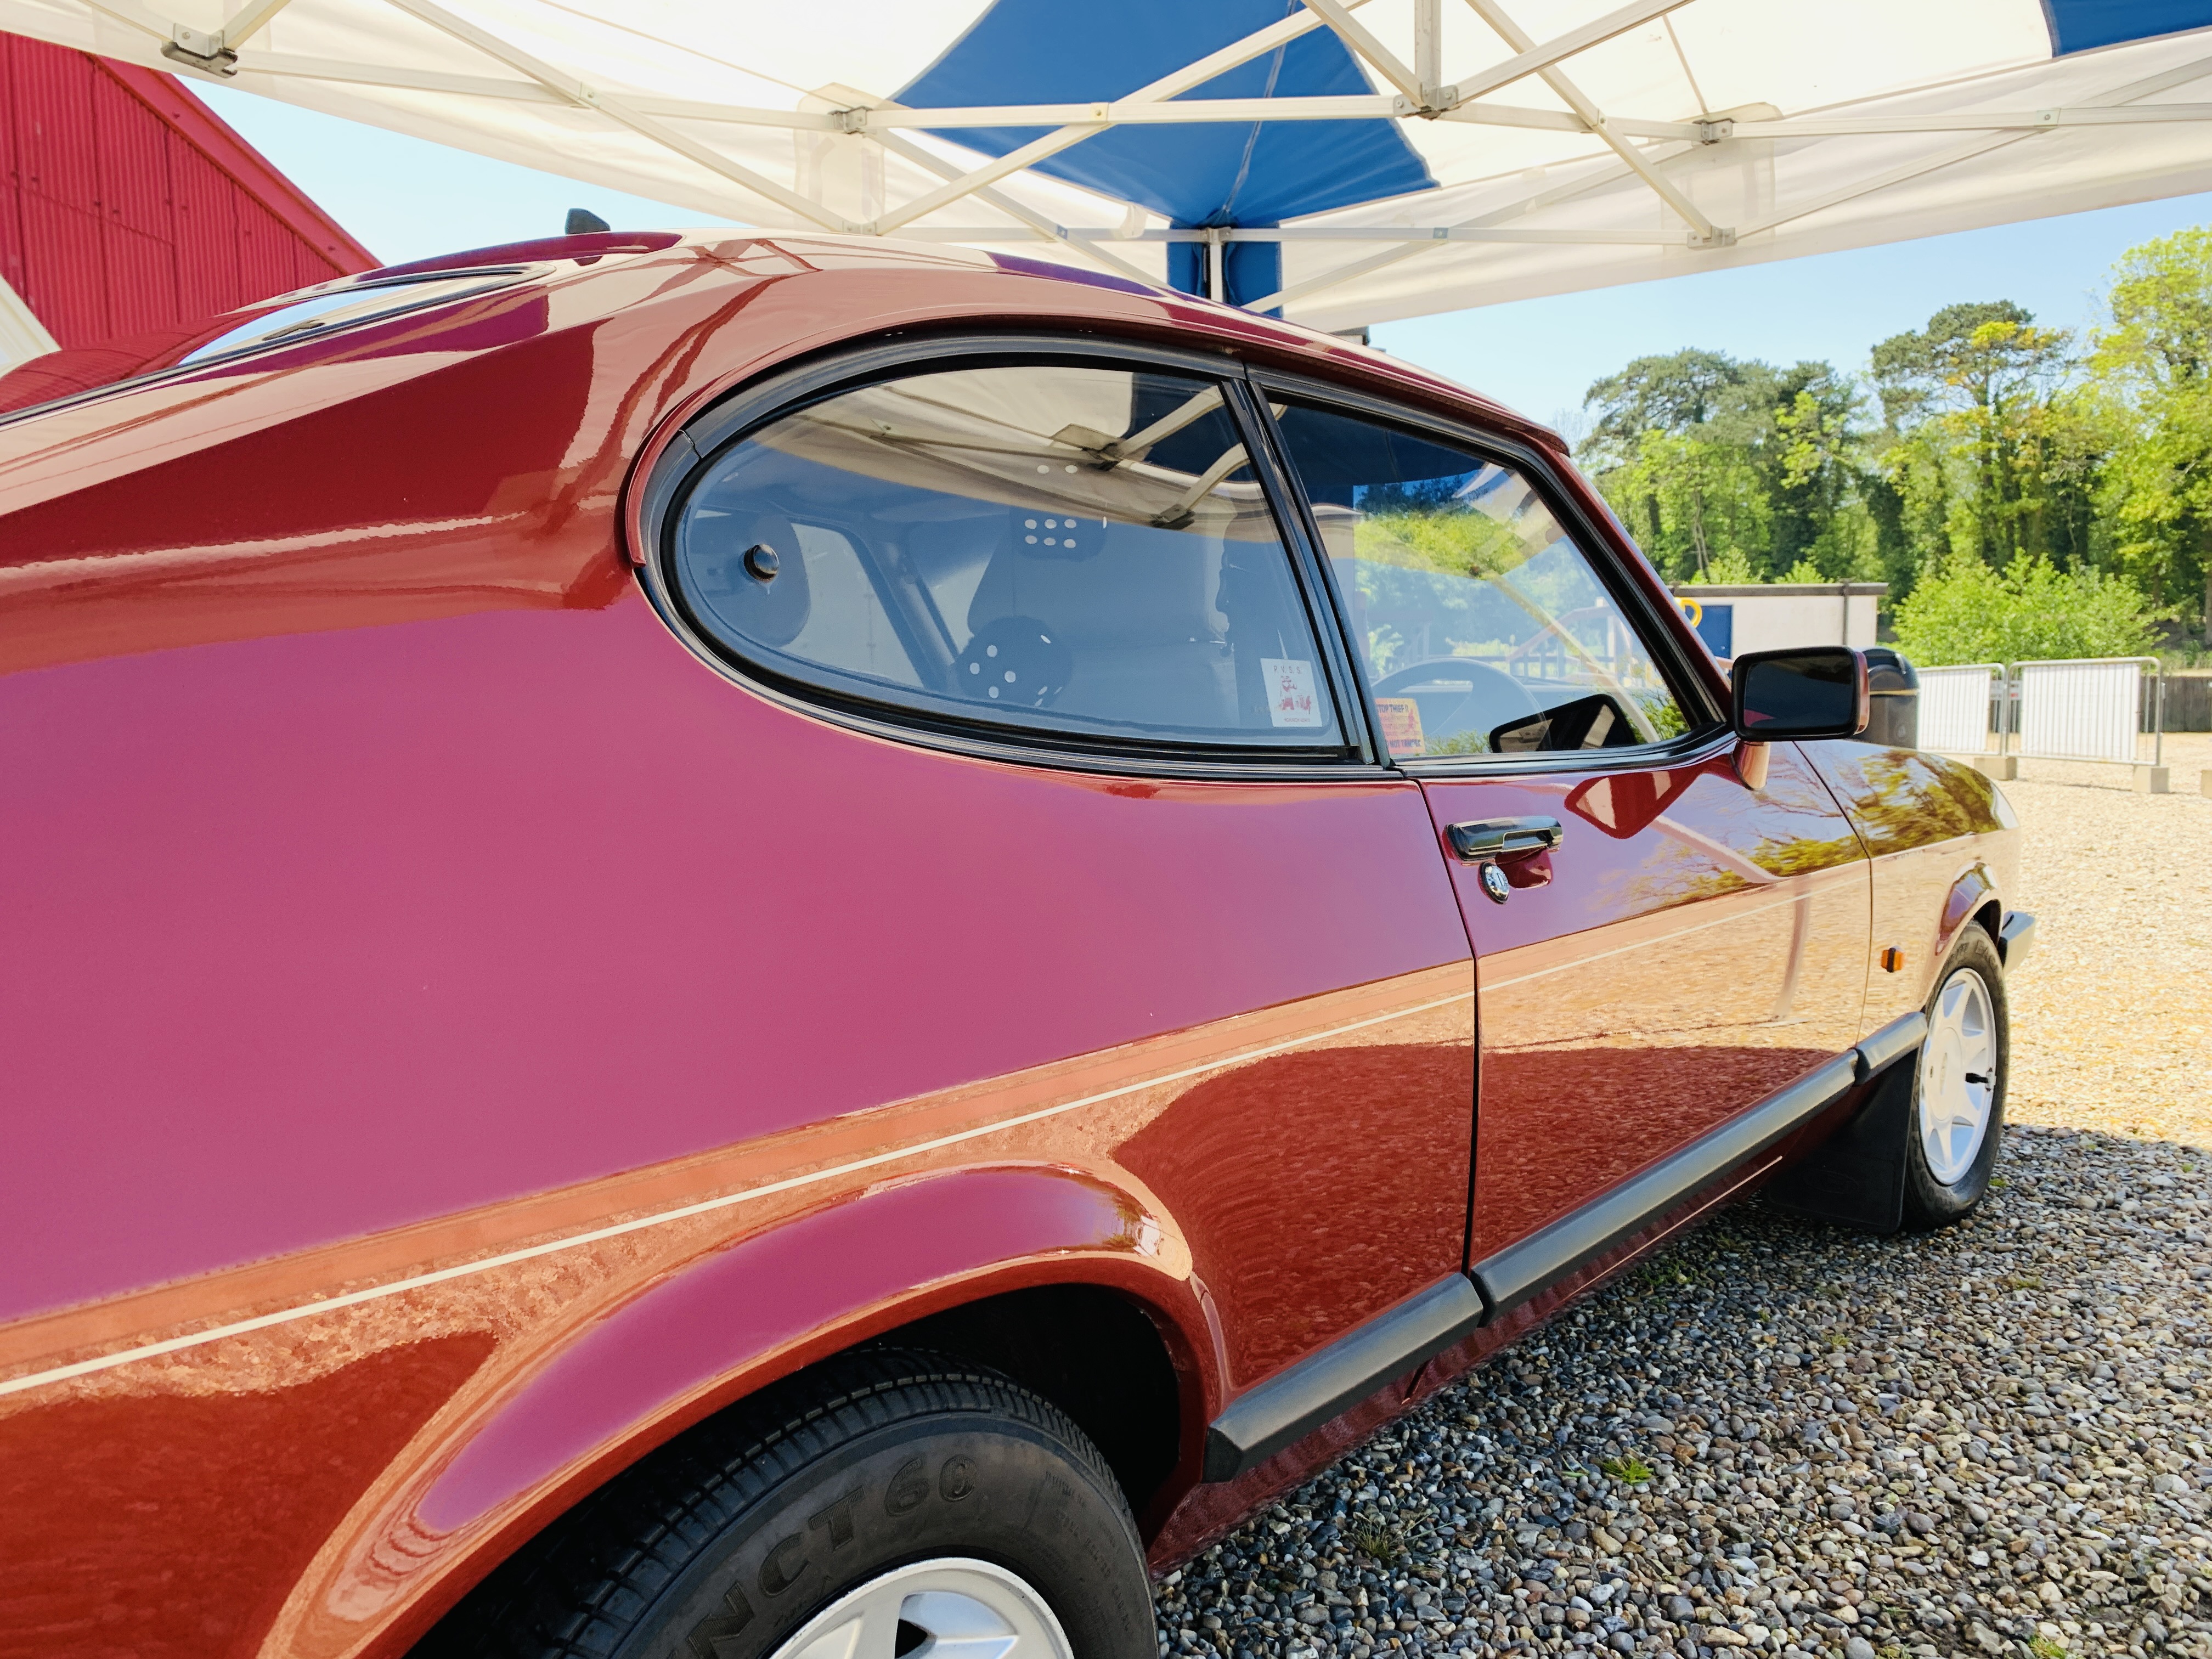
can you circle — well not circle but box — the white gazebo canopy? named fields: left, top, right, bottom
left=4, top=0, right=2211, bottom=330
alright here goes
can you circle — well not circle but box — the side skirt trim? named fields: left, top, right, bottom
left=1472, top=1055, right=1857, bottom=1321
left=1203, top=1276, right=1487, bottom=1481
left=1473, top=1018, right=1925, bottom=1321
left=1855, top=1009, right=1929, bottom=1080
left=1201, top=1014, right=1928, bottom=1483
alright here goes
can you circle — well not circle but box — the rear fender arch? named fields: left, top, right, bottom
left=284, top=1163, right=1215, bottom=1659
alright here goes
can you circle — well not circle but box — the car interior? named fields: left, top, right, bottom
left=674, top=363, right=1342, bottom=748
left=672, top=357, right=1705, bottom=763
left=1273, top=402, right=1696, bottom=759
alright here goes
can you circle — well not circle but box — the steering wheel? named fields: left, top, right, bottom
left=1368, top=657, right=1539, bottom=753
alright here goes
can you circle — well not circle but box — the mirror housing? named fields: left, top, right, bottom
left=1730, top=646, right=1869, bottom=741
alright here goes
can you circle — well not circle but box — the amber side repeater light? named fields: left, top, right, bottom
left=1880, top=947, right=1905, bottom=973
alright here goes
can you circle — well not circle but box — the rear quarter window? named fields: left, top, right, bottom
left=669, top=361, right=1346, bottom=753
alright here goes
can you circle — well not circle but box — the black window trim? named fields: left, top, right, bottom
left=1216, top=375, right=1378, bottom=766
left=1242, top=364, right=1732, bottom=778
left=636, top=331, right=1392, bottom=781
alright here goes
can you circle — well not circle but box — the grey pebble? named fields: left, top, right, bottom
left=1151, top=1125, right=2212, bottom=1659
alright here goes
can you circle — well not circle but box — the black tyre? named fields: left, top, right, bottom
left=1899, top=925, right=2008, bottom=1231
left=417, top=1350, right=1155, bottom=1659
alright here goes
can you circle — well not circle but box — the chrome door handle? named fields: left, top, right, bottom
left=1446, top=816, right=1563, bottom=864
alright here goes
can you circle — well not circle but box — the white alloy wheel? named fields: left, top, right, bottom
left=771, top=1558, right=1073, bottom=1659
left=1918, top=966, right=1998, bottom=1186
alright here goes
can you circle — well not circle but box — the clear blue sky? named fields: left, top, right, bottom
left=200, top=83, right=2212, bottom=433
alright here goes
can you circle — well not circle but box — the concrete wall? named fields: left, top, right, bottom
left=1670, top=584, right=1886, bottom=659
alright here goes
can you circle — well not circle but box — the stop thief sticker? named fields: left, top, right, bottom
left=1375, top=696, right=1426, bottom=757
left=1262, top=658, right=1324, bottom=727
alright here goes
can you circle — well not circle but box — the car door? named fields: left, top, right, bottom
left=652, top=343, right=1479, bottom=1394
left=1258, top=388, right=1870, bottom=1308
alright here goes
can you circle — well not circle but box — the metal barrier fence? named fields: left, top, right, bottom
left=1917, top=657, right=2172, bottom=788
left=2013, top=656, right=2165, bottom=767
left=1916, top=663, right=2005, bottom=755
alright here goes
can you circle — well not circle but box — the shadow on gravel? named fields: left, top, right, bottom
left=1156, top=1124, right=2212, bottom=1659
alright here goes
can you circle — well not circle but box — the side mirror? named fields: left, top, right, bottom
left=1730, top=646, right=1869, bottom=741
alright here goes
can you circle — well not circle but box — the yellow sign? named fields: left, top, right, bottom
left=1678, top=596, right=1704, bottom=627
left=1375, top=696, right=1426, bottom=759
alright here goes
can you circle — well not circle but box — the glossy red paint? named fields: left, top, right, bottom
left=0, top=235, right=2016, bottom=1659
left=1798, top=740, right=2019, bottom=1025
left=417, top=1170, right=1158, bottom=1530
left=0, top=1334, right=499, bottom=1658
left=286, top=1167, right=1209, bottom=1659
left=0, top=240, right=1486, bottom=1656
left=0, top=582, right=1470, bottom=1319
left=1418, top=740, right=1870, bottom=1265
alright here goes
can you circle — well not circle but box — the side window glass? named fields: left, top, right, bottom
left=1270, top=404, right=1700, bottom=761
left=672, top=364, right=1342, bottom=750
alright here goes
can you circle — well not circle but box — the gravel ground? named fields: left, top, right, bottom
left=2006, top=731, right=2212, bottom=1147
left=1155, top=755, right=2212, bottom=1659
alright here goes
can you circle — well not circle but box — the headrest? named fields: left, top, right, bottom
left=967, top=519, right=1221, bottom=650
left=684, top=509, right=810, bottom=647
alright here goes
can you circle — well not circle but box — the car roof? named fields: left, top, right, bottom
left=0, top=229, right=1562, bottom=468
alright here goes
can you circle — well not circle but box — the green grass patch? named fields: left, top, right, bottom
left=1349, top=1520, right=1407, bottom=1564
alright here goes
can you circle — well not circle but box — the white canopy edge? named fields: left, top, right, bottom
left=0, top=273, right=61, bottom=366
left=2, top=0, right=2209, bottom=330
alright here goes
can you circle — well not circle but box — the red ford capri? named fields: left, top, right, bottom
left=0, top=232, right=2031, bottom=1659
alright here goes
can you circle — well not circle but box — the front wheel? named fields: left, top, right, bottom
left=1899, top=926, right=2009, bottom=1230
left=417, top=1350, right=1155, bottom=1659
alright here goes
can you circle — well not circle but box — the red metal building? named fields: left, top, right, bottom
left=0, top=31, right=375, bottom=358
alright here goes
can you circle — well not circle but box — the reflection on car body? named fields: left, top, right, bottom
left=0, top=232, right=2028, bottom=1659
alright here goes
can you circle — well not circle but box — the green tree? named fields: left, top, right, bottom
left=1582, top=350, right=1773, bottom=579
left=1767, top=363, right=1875, bottom=577
left=1571, top=246, right=2212, bottom=655
left=1869, top=302, right=2095, bottom=574
left=2086, top=227, right=2212, bottom=641
left=1579, top=349, right=1871, bottom=582
left=1582, top=348, right=1771, bottom=456
left=1889, top=551, right=2164, bottom=665
left=1594, top=428, right=1771, bottom=579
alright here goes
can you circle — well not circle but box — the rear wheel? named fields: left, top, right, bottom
left=417, top=1351, right=1154, bottom=1659
left=1900, top=926, right=2008, bottom=1231
left=775, top=1557, right=1069, bottom=1659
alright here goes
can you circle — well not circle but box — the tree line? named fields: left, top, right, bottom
left=1575, top=227, right=2212, bottom=664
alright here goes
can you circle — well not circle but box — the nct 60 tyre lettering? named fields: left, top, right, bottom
left=415, top=1351, right=1154, bottom=1659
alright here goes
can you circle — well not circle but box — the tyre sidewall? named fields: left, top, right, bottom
left=1901, top=926, right=2009, bottom=1229
left=621, top=1410, right=1153, bottom=1659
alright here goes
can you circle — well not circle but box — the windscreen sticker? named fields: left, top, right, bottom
left=1263, top=658, right=1324, bottom=728
left=1375, top=696, right=1426, bottom=757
